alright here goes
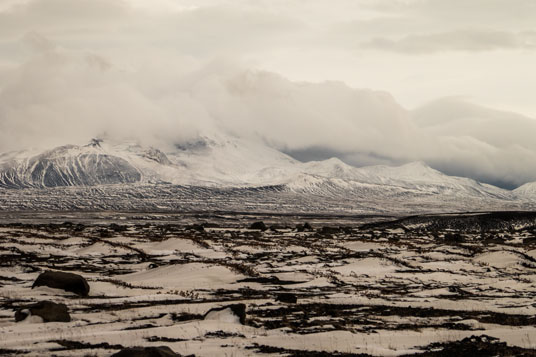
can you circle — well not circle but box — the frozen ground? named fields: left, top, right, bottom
left=1, top=211, right=536, bottom=356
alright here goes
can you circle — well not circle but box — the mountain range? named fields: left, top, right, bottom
left=0, top=136, right=534, bottom=213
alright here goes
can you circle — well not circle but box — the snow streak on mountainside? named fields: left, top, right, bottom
left=0, top=135, right=535, bottom=213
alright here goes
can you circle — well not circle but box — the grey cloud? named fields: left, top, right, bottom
left=0, top=0, right=128, bottom=37
left=156, top=6, right=305, bottom=56
left=330, top=0, right=536, bottom=54
left=411, top=98, right=536, bottom=187
left=362, top=30, right=536, bottom=53
left=288, top=96, right=536, bottom=188
left=416, top=0, right=536, bottom=27
left=285, top=147, right=401, bottom=168
left=413, top=98, right=536, bottom=152
left=22, top=31, right=57, bottom=52
left=0, top=0, right=304, bottom=49
left=363, top=0, right=536, bottom=26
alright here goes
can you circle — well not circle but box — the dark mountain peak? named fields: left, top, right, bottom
left=86, top=138, right=103, bottom=148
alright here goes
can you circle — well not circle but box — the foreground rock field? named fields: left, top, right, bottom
left=1, top=211, right=536, bottom=356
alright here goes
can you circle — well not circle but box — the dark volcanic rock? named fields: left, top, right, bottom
left=15, top=301, right=70, bottom=323
left=269, top=225, right=281, bottom=232
left=204, top=303, right=246, bottom=325
left=32, top=271, right=90, bottom=297
left=109, top=223, right=128, bottom=232
left=250, top=221, right=267, bottom=231
left=189, top=224, right=205, bottom=232
left=320, top=226, right=340, bottom=234
left=524, top=237, right=536, bottom=244
left=111, top=346, right=179, bottom=357
left=296, top=222, right=313, bottom=232
left=405, top=334, right=536, bottom=357
left=239, top=276, right=281, bottom=284
left=444, top=232, right=464, bottom=243
left=276, top=293, right=298, bottom=304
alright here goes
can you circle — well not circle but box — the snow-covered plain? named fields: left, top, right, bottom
left=1, top=212, right=536, bottom=356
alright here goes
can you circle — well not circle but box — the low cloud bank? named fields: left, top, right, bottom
left=1, top=37, right=535, bottom=188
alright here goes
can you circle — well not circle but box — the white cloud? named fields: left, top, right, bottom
left=2, top=41, right=536, bottom=187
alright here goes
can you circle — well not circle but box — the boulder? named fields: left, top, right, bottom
left=32, top=271, right=90, bottom=297
left=15, top=301, right=70, bottom=322
left=203, top=303, right=246, bottom=325
left=249, top=221, right=267, bottom=231
left=189, top=224, right=205, bottom=232
left=111, top=346, right=179, bottom=357
left=269, top=225, right=280, bottom=232
left=296, top=222, right=313, bottom=232
left=276, top=293, right=297, bottom=304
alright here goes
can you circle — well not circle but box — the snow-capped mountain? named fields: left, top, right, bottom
left=0, top=136, right=298, bottom=189
left=0, top=141, right=141, bottom=189
left=275, top=158, right=511, bottom=200
left=514, top=182, right=536, bottom=198
left=0, top=135, right=531, bottom=213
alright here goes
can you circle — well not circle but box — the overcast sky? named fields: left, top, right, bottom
left=1, top=0, right=536, bottom=188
